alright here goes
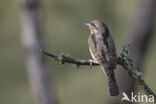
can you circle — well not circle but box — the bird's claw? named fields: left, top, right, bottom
left=89, top=59, right=97, bottom=69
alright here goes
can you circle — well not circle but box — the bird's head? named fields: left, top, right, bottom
left=85, top=20, right=109, bottom=34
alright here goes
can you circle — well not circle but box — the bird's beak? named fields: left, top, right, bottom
left=85, top=23, right=90, bottom=27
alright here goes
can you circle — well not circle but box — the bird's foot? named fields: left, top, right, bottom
left=89, top=59, right=97, bottom=69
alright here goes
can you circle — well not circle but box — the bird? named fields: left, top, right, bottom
left=86, top=20, right=119, bottom=96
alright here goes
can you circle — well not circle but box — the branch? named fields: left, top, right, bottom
left=40, top=49, right=99, bottom=66
left=117, top=45, right=156, bottom=102
left=40, top=44, right=156, bottom=102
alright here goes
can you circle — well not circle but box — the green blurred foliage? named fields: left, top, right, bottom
left=0, top=0, right=156, bottom=104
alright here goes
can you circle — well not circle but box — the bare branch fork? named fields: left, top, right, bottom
left=40, top=44, right=156, bottom=102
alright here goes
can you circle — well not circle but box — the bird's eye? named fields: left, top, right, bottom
left=91, top=23, right=95, bottom=27
left=91, top=23, right=96, bottom=27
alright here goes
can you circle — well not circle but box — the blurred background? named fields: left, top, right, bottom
left=0, top=0, right=156, bottom=104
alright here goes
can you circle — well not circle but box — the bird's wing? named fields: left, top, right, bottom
left=96, top=34, right=108, bottom=66
left=88, top=34, right=116, bottom=70
left=105, top=35, right=117, bottom=69
left=88, top=34, right=109, bottom=66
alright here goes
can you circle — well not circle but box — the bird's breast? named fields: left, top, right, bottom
left=89, top=47, right=97, bottom=61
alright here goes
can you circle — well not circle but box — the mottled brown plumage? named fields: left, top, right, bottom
left=86, top=20, right=119, bottom=96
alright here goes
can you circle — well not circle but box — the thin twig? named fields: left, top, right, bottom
left=40, top=45, right=156, bottom=102
left=40, top=49, right=99, bottom=66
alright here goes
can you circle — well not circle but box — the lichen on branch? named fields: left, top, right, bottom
left=40, top=44, right=156, bottom=102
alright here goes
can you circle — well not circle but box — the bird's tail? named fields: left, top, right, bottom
left=101, top=65, right=119, bottom=96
